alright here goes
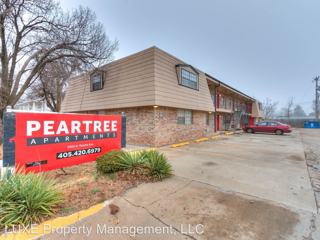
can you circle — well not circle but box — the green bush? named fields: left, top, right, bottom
left=145, top=150, right=173, bottom=180
left=0, top=171, right=63, bottom=229
left=117, top=151, right=146, bottom=172
left=95, top=149, right=173, bottom=180
left=96, top=150, right=122, bottom=174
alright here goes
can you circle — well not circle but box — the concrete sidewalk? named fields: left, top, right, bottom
left=41, top=130, right=320, bottom=240
left=41, top=177, right=316, bottom=240
left=300, top=128, right=320, bottom=212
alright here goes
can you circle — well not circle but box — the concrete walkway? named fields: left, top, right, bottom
left=41, top=130, right=320, bottom=240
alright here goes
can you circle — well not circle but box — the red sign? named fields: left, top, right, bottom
left=2, top=111, right=125, bottom=173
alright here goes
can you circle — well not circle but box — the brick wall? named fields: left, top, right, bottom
left=154, top=107, right=215, bottom=146
left=88, top=106, right=215, bottom=147
left=101, top=107, right=156, bottom=146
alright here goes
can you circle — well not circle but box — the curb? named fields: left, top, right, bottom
left=170, top=131, right=237, bottom=148
left=0, top=202, right=106, bottom=240
left=194, top=137, right=209, bottom=143
left=211, top=135, right=221, bottom=140
left=126, top=147, right=156, bottom=153
left=224, top=131, right=234, bottom=136
left=171, top=142, right=189, bottom=148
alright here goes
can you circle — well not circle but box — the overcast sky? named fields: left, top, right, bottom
left=60, top=0, right=320, bottom=114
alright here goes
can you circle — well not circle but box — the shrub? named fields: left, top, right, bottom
left=0, top=171, right=63, bottom=229
left=117, top=151, right=146, bottom=172
left=95, top=149, right=173, bottom=180
left=145, top=150, right=173, bottom=180
left=96, top=150, right=122, bottom=174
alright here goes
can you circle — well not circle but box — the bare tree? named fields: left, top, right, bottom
left=262, top=98, right=278, bottom=119
left=0, top=0, right=118, bottom=118
left=281, top=97, right=295, bottom=119
left=27, top=58, right=82, bottom=112
left=293, top=104, right=306, bottom=117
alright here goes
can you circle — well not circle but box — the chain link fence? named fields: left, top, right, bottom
left=273, top=118, right=320, bottom=128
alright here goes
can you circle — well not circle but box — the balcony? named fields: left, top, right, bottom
left=216, top=107, right=233, bottom=113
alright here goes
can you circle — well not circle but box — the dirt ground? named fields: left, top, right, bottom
left=44, top=162, right=152, bottom=216
left=0, top=142, right=154, bottom=219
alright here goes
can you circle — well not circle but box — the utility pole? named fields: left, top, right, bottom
left=314, top=76, right=320, bottom=119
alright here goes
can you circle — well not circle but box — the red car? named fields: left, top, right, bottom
left=243, top=121, right=292, bottom=135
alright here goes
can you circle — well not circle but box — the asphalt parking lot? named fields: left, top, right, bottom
left=162, top=131, right=316, bottom=212
left=42, top=129, right=320, bottom=240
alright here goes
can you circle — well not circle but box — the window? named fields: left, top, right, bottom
left=90, top=72, right=103, bottom=91
left=257, top=122, right=267, bottom=126
left=181, top=69, right=198, bottom=90
left=177, top=109, right=192, bottom=125
left=268, top=122, right=278, bottom=126
left=234, top=100, right=240, bottom=111
left=240, top=103, right=246, bottom=112
left=211, top=94, right=215, bottom=105
left=226, top=98, right=233, bottom=110
left=219, top=95, right=225, bottom=108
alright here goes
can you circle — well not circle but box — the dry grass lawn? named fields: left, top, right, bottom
left=44, top=162, right=153, bottom=216
left=0, top=147, right=160, bottom=219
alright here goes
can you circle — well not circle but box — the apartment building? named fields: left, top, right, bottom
left=15, top=98, right=51, bottom=112
left=61, top=46, right=263, bottom=146
left=206, top=75, right=262, bottom=131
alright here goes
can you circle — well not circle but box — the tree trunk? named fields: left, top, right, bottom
left=0, top=108, right=4, bottom=144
